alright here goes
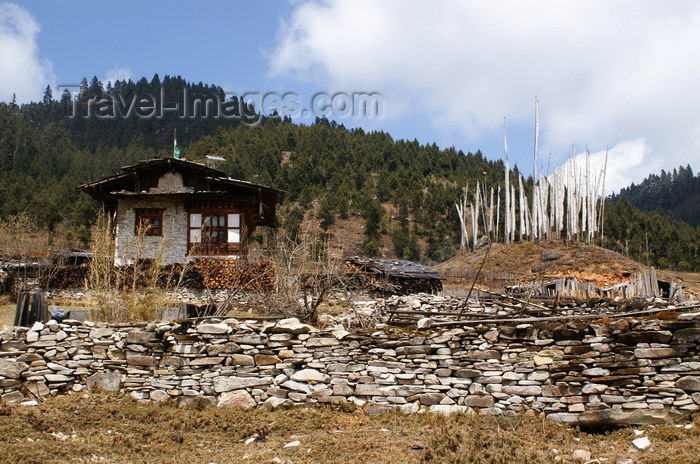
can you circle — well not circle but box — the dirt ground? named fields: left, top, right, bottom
left=0, top=301, right=99, bottom=328
left=0, top=393, right=698, bottom=464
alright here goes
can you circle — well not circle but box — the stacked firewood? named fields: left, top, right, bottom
left=389, top=277, right=443, bottom=295
left=192, top=258, right=275, bottom=290
left=41, top=266, right=89, bottom=288
left=21, top=259, right=275, bottom=292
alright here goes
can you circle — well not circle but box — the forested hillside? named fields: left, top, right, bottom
left=0, top=75, right=698, bottom=271
left=0, top=75, right=261, bottom=241
left=611, top=165, right=700, bottom=228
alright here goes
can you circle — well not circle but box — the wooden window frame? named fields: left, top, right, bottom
left=188, top=209, right=243, bottom=255
left=135, top=209, right=164, bottom=236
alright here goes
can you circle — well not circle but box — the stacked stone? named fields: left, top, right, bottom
left=0, top=319, right=93, bottom=404
left=1, top=312, right=700, bottom=425
left=382, top=293, right=682, bottom=321
left=383, top=294, right=465, bottom=314
left=545, top=316, right=700, bottom=424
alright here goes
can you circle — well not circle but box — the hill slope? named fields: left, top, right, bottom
left=0, top=75, right=698, bottom=272
left=436, top=239, right=700, bottom=295
left=611, top=165, right=700, bottom=227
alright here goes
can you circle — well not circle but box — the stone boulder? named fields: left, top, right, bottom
left=206, top=342, right=241, bottom=356
left=540, top=251, right=563, bottom=261
left=86, top=371, right=121, bottom=392
left=0, top=360, right=29, bottom=379
left=271, top=318, right=316, bottom=335
left=196, top=323, right=230, bottom=335
left=619, top=331, right=673, bottom=345
left=676, top=376, right=700, bottom=392
left=290, top=369, right=330, bottom=383
left=218, top=390, right=256, bottom=409
left=548, top=407, right=687, bottom=426
left=672, top=328, right=700, bottom=344
left=213, top=376, right=272, bottom=393
left=150, top=390, right=171, bottom=404
left=263, top=396, right=292, bottom=409
left=419, top=393, right=445, bottom=405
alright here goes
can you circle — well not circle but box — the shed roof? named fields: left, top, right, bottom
left=346, top=257, right=445, bottom=281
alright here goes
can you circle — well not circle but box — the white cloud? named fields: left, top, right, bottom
left=0, top=2, right=54, bottom=103
left=103, top=66, right=132, bottom=87
left=269, top=0, right=700, bottom=186
left=579, top=139, right=650, bottom=195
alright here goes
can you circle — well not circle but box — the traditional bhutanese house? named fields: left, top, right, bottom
left=78, top=158, right=279, bottom=265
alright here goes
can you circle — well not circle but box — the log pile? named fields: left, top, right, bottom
left=0, top=263, right=90, bottom=289
left=15, top=258, right=274, bottom=292
left=191, top=258, right=274, bottom=290
left=41, top=265, right=90, bottom=288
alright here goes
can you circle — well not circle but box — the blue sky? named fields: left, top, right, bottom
left=2, top=1, right=699, bottom=193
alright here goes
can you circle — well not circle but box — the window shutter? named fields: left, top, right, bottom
left=190, top=229, right=202, bottom=243
left=227, top=213, right=240, bottom=243
left=227, top=229, right=240, bottom=243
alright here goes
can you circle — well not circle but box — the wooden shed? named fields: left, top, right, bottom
left=346, top=257, right=445, bottom=295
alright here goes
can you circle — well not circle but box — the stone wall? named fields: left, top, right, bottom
left=1, top=314, right=700, bottom=425
left=114, top=196, right=189, bottom=266
left=114, top=171, right=192, bottom=266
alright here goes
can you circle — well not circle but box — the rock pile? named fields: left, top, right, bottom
left=1, top=312, right=700, bottom=425
left=381, top=293, right=690, bottom=326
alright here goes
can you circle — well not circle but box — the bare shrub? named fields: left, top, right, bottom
left=240, top=230, right=352, bottom=323
left=86, top=211, right=116, bottom=292
left=87, top=211, right=180, bottom=323
left=0, top=212, right=69, bottom=297
left=84, top=216, right=355, bottom=324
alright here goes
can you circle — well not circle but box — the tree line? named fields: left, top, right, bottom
left=611, top=164, right=700, bottom=228
left=0, top=75, right=698, bottom=271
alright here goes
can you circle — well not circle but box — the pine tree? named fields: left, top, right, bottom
left=43, top=85, right=53, bottom=105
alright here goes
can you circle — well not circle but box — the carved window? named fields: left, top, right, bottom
left=189, top=211, right=241, bottom=253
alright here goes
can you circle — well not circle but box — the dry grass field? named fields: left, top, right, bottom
left=0, top=303, right=14, bottom=327
left=0, top=392, right=698, bottom=464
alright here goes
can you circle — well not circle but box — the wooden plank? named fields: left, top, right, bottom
left=480, top=289, right=550, bottom=311
left=650, top=267, right=659, bottom=297
left=433, top=307, right=691, bottom=327
left=386, top=309, right=501, bottom=318
left=643, top=269, right=651, bottom=297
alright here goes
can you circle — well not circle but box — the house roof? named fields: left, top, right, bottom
left=78, top=157, right=279, bottom=227
left=78, top=157, right=276, bottom=192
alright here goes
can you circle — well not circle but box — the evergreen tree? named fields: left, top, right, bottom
left=43, top=85, right=53, bottom=104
